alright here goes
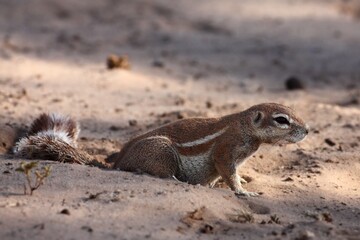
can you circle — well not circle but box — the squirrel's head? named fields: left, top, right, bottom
left=247, top=103, right=309, bottom=144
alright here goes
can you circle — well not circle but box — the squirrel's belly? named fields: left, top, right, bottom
left=176, top=149, right=218, bottom=185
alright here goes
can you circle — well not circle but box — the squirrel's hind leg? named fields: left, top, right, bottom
left=114, top=136, right=180, bottom=178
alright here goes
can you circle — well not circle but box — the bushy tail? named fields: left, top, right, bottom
left=27, top=113, right=79, bottom=147
left=13, top=113, right=95, bottom=165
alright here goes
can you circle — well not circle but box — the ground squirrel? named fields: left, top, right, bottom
left=12, top=103, right=308, bottom=197
left=13, top=113, right=94, bottom=164
left=108, top=103, right=309, bottom=196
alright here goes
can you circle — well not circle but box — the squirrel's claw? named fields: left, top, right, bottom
left=239, top=177, right=248, bottom=184
left=235, top=190, right=259, bottom=197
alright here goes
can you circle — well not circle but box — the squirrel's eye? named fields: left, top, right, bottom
left=274, top=116, right=290, bottom=125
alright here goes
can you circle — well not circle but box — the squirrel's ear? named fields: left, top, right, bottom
left=253, top=111, right=264, bottom=126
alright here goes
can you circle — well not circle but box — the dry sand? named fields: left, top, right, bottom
left=0, top=0, right=360, bottom=239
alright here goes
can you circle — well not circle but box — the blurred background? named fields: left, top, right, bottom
left=1, top=1, right=360, bottom=82
left=0, top=0, right=359, bottom=129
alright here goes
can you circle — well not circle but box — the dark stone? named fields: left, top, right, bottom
left=285, top=76, right=305, bottom=90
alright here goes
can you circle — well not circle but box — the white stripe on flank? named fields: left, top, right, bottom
left=175, top=128, right=227, bottom=147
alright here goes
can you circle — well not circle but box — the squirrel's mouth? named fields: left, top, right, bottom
left=272, top=130, right=308, bottom=145
left=288, top=131, right=308, bottom=143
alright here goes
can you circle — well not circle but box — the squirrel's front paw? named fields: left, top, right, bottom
left=235, top=189, right=259, bottom=197
left=239, top=177, right=248, bottom=184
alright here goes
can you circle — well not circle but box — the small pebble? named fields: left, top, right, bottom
left=152, top=60, right=164, bottom=68
left=206, top=101, right=213, bottom=109
left=107, top=54, right=131, bottom=70
left=129, top=120, right=138, bottom=126
left=60, top=209, right=70, bottom=215
left=285, top=76, right=305, bottom=90
left=324, top=138, right=336, bottom=147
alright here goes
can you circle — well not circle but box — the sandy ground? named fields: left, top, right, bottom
left=0, top=0, right=360, bottom=239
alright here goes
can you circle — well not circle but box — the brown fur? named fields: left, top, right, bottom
left=0, top=125, right=18, bottom=154
left=15, top=135, right=92, bottom=164
left=110, top=103, right=309, bottom=197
